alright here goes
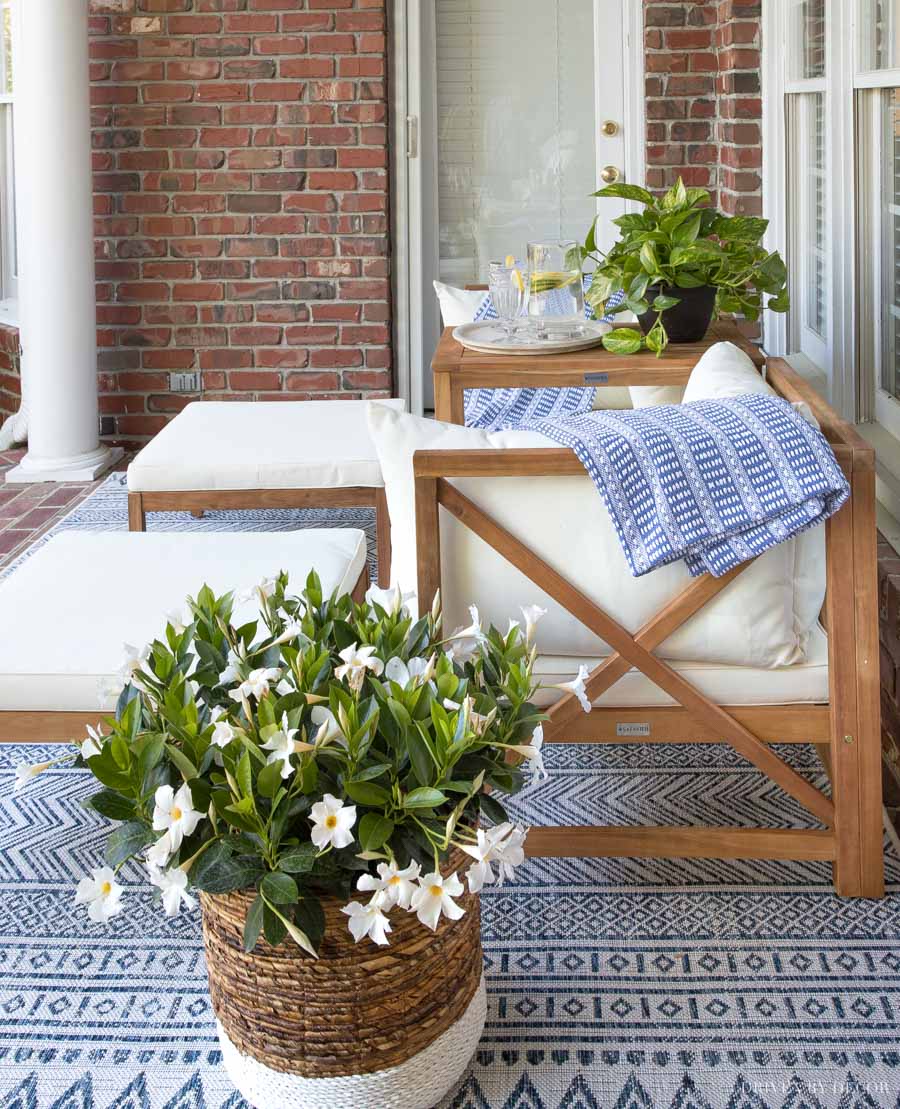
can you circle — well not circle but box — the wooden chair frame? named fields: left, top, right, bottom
left=128, top=487, right=392, bottom=587
left=0, top=565, right=371, bottom=745
left=413, top=357, right=884, bottom=898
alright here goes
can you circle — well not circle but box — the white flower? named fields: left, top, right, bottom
left=459, top=823, right=527, bottom=893
left=14, top=760, right=51, bottom=790
left=210, top=714, right=237, bottom=749
left=460, top=827, right=499, bottom=893
left=150, top=866, right=197, bottom=918
left=521, top=604, right=548, bottom=645
left=152, top=783, right=203, bottom=852
left=334, top=643, right=384, bottom=692
left=218, top=648, right=242, bottom=686
left=357, top=859, right=421, bottom=910
left=119, top=642, right=150, bottom=682
left=341, top=895, right=392, bottom=946
left=275, top=678, right=293, bottom=696
left=492, top=823, right=527, bottom=885
left=260, top=713, right=313, bottom=779
left=229, top=666, right=282, bottom=702
left=74, top=866, right=124, bottom=924
left=310, top=705, right=347, bottom=748
left=552, top=664, right=592, bottom=714
left=446, top=605, right=486, bottom=663
left=146, top=831, right=174, bottom=870
left=273, top=620, right=304, bottom=646
left=97, top=675, right=123, bottom=707
left=365, top=583, right=414, bottom=616
left=384, top=654, right=435, bottom=689
left=410, top=870, right=466, bottom=931
left=165, top=603, right=191, bottom=634
left=80, top=725, right=104, bottom=761
left=237, top=577, right=276, bottom=607
left=310, top=793, right=357, bottom=850
left=508, top=723, right=547, bottom=782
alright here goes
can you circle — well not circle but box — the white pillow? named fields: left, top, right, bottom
left=367, top=403, right=825, bottom=669
left=682, top=340, right=770, bottom=403
left=629, top=385, right=685, bottom=408
left=433, top=280, right=485, bottom=325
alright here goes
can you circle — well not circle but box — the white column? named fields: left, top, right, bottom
left=5, top=0, right=121, bottom=483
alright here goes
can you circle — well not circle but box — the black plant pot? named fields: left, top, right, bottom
left=637, top=283, right=716, bottom=343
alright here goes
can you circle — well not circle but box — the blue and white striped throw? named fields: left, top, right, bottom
left=522, top=393, right=849, bottom=578
left=463, top=278, right=625, bottom=431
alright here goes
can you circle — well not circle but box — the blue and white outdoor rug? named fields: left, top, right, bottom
left=2, top=475, right=900, bottom=1108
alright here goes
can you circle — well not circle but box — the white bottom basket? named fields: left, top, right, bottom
left=216, top=974, right=487, bottom=1109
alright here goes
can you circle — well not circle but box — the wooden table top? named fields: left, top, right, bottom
left=431, top=318, right=763, bottom=389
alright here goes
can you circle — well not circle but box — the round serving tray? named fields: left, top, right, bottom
left=452, top=320, right=611, bottom=356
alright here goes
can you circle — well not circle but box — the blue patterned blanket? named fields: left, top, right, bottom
left=523, top=394, right=849, bottom=578
left=463, top=281, right=624, bottom=430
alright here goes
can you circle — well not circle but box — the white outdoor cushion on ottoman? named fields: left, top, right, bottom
left=126, top=398, right=406, bottom=585
left=0, top=528, right=367, bottom=740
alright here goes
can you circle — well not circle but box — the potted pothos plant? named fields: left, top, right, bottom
left=579, top=176, right=789, bottom=356
left=16, top=574, right=590, bottom=1108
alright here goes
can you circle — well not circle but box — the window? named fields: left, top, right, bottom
left=0, top=0, right=16, bottom=311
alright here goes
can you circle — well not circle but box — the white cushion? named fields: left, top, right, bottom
left=629, top=384, right=685, bottom=408
left=0, top=530, right=367, bottom=712
left=433, top=280, right=485, bottom=326
left=681, top=340, right=769, bottom=403
left=534, top=622, right=829, bottom=707
left=367, top=403, right=826, bottom=670
left=127, top=398, right=406, bottom=493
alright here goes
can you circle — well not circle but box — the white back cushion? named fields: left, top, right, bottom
left=368, top=400, right=825, bottom=668
left=433, top=280, right=486, bottom=326
left=682, top=340, right=769, bottom=402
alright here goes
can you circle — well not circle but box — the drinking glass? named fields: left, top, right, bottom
left=488, top=260, right=526, bottom=342
left=525, top=240, right=584, bottom=340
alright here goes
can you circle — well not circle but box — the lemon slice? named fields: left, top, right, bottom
left=529, top=270, right=580, bottom=295
left=510, top=267, right=525, bottom=293
left=504, top=254, right=516, bottom=267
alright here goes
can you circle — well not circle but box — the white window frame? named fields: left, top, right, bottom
left=0, top=0, right=18, bottom=321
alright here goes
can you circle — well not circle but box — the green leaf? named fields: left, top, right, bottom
left=243, top=894, right=264, bottom=952
left=480, top=793, right=509, bottom=825
left=263, top=903, right=287, bottom=946
left=404, top=787, right=448, bottom=810
left=236, top=750, right=252, bottom=799
left=591, top=182, right=654, bottom=206
left=601, top=328, right=644, bottom=355
left=652, top=294, right=680, bottom=311
left=85, top=790, right=137, bottom=821
left=110, top=735, right=131, bottom=772
left=165, top=743, right=198, bottom=782
left=660, top=177, right=688, bottom=211
left=344, top=779, right=391, bottom=807
left=257, top=758, right=283, bottom=800
left=191, top=849, right=263, bottom=894
left=278, top=842, right=318, bottom=874
left=358, top=812, right=394, bottom=852
left=639, top=241, right=659, bottom=274
left=104, top=821, right=153, bottom=867
left=353, top=762, right=392, bottom=782
left=260, top=871, right=299, bottom=906
left=294, top=897, right=325, bottom=952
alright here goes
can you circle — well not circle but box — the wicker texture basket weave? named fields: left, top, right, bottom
left=199, top=855, right=483, bottom=1079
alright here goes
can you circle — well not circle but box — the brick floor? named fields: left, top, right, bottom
left=0, top=449, right=127, bottom=571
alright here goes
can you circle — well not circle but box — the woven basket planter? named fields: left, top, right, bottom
left=199, top=862, right=485, bottom=1109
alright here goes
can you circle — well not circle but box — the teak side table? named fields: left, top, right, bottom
left=431, top=319, right=764, bottom=424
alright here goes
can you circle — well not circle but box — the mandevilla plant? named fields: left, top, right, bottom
left=579, top=176, right=789, bottom=357
left=16, top=575, right=592, bottom=953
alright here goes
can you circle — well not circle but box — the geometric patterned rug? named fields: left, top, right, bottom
left=2, top=475, right=900, bottom=1108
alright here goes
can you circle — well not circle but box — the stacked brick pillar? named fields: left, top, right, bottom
left=644, top=0, right=762, bottom=216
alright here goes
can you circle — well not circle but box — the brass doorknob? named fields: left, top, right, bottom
left=601, top=120, right=619, bottom=137
left=600, top=165, right=621, bottom=183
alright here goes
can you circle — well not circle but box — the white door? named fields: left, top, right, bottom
left=398, top=0, right=638, bottom=412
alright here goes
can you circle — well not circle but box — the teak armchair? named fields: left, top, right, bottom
left=413, top=357, right=884, bottom=899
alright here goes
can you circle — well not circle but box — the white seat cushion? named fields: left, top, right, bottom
left=0, top=530, right=367, bottom=712
left=127, top=398, right=406, bottom=493
left=367, top=402, right=826, bottom=671
left=533, top=622, right=829, bottom=708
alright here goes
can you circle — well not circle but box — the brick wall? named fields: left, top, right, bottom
left=0, top=324, right=20, bottom=423
left=88, top=0, right=391, bottom=446
left=644, top=0, right=762, bottom=216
